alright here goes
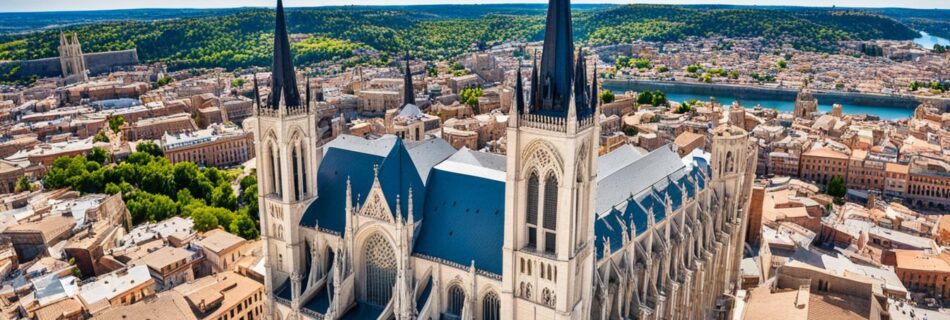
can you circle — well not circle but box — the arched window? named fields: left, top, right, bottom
left=482, top=291, right=500, bottom=320
left=292, top=147, right=300, bottom=201
left=526, top=172, right=539, bottom=249
left=543, top=174, right=558, bottom=254
left=364, top=233, right=396, bottom=306
left=447, top=284, right=466, bottom=317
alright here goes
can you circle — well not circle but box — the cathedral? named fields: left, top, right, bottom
left=253, top=0, right=757, bottom=319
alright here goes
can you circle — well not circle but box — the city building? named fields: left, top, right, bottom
left=160, top=123, right=254, bottom=168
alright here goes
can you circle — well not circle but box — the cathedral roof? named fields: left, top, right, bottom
left=301, top=135, right=436, bottom=233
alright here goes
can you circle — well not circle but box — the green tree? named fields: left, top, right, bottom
left=87, top=147, right=110, bottom=165
left=777, top=59, right=788, bottom=69
left=459, top=86, right=483, bottom=113
left=637, top=91, right=654, bottom=105
left=136, top=141, right=164, bottom=157
left=14, top=177, right=33, bottom=193
left=93, top=131, right=110, bottom=143
left=826, top=176, right=847, bottom=199
left=108, top=116, right=125, bottom=133
left=156, top=76, right=173, bottom=87
left=600, top=89, right=615, bottom=104
left=192, top=207, right=219, bottom=232
left=230, top=210, right=260, bottom=240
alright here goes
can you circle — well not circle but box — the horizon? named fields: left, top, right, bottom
left=1, top=0, right=948, bottom=13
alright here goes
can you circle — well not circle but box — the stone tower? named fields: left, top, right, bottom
left=58, top=32, right=87, bottom=80
left=253, top=0, right=322, bottom=315
left=709, top=124, right=756, bottom=287
left=501, top=0, right=599, bottom=318
left=792, top=87, right=818, bottom=118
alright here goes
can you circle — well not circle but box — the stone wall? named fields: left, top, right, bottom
left=0, top=49, right=139, bottom=79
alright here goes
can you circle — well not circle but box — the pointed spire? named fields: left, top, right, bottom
left=402, top=50, right=414, bottom=107
left=305, top=76, right=312, bottom=108
left=530, top=53, right=539, bottom=111
left=59, top=31, right=67, bottom=46
left=515, top=65, right=525, bottom=114
left=268, top=0, right=301, bottom=109
left=590, top=60, right=598, bottom=114
left=252, top=75, right=261, bottom=108
left=538, top=0, right=575, bottom=114
left=574, top=48, right=588, bottom=114
left=407, top=187, right=414, bottom=224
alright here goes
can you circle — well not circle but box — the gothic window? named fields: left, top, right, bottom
left=482, top=291, right=500, bottom=320
left=543, top=174, right=558, bottom=254
left=363, top=233, right=396, bottom=306
left=526, top=172, right=540, bottom=249
left=292, top=147, right=300, bottom=201
left=725, top=151, right=734, bottom=174
left=447, top=284, right=466, bottom=317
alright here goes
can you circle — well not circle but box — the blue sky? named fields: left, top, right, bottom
left=1, top=0, right=946, bottom=12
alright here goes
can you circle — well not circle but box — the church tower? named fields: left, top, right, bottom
left=58, top=32, right=87, bottom=80
left=254, top=0, right=322, bottom=315
left=501, top=0, right=598, bottom=318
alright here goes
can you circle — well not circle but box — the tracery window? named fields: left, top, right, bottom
left=482, top=291, right=500, bottom=320
left=364, top=233, right=396, bottom=306
left=542, top=174, right=558, bottom=254
left=526, top=173, right=540, bottom=249
left=447, top=284, right=466, bottom=317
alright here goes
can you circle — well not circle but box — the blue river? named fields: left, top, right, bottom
left=913, top=31, right=950, bottom=49
left=657, top=92, right=915, bottom=120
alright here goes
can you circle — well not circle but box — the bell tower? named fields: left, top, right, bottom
left=254, top=0, right=322, bottom=314
left=501, top=0, right=599, bottom=318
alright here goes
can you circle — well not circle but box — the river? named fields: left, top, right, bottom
left=602, top=83, right=916, bottom=120
left=913, top=31, right=950, bottom=49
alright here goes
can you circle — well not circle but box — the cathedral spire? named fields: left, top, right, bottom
left=537, top=0, right=575, bottom=114
left=590, top=60, right=598, bottom=114
left=403, top=50, right=414, bottom=107
left=252, top=74, right=261, bottom=108
left=268, top=0, right=301, bottom=109
left=515, top=65, right=525, bottom=114
left=305, top=76, right=311, bottom=108
left=573, top=49, right=588, bottom=115
left=530, top=53, right=539, bottom=111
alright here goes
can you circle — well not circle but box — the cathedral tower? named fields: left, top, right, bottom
left=58, top=32, right=87, bottom=80
left=254, top=0, right=322, bottom=314
left=501, top=0, right=598, bottom=318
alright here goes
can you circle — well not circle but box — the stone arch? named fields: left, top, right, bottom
left=361, top=232, right=396, bottom=306
left=520, top=139, right=564, bottom=181
left=446, top=281, right=467, bottom=317
left=480, top=288, right=501, bottom=320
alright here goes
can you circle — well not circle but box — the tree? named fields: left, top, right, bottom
left=622, top=126, right=638, bottom=136
left=230, top=210, right=260, bottom=240
left=93, top=131, right=109, bottom=143
left=108, top=116, right=125, bottom=134
left=826, top=176, right=847, bottom=199
left=637, top=91, right=654, bottom=105
left=14, top=176, right=33, bottom=193
left=459, top=86, right=483, bottom=113
left=87, top=147, right=110, bottom=165
left=777, top=59, right=788, bottom=69
left=136, top=141, right=164, bottom=157
left=192, top=207, right=219, bottom=232
left=157, top=76, right=173, bottom=87
left=600, top=89, right=615, bottom=104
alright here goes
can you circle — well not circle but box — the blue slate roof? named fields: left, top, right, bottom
left=414, top=157, right=506, bottom=275
left=302, top=135, right=453, bottom=233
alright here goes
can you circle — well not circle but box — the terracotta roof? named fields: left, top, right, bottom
left=885, top=163, right=909, bottom=174
left=802, top=147, right=849, bottom=160
left=194, top=229, right=245, bottom=255
left=894, top=250, right=950, bottom=273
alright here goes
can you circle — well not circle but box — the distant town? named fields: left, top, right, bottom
left=0, top=1, right=947, bottom=320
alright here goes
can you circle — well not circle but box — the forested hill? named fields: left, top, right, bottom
left=0, top=4, right=940, bottom=74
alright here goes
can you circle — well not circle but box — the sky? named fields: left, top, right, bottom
left=0, top=0, right=946, bottom=12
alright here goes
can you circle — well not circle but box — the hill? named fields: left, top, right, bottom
left=0, top=4, right=940, bottom=81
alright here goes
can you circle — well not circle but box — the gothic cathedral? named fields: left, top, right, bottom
left=253, top=0, right=757, bottom=319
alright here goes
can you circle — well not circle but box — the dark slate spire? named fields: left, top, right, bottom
left=536, top=0, right=575, bottom=114
left=530, top=54, right=539, bottom=111
left=515, top=66, right=525, bottom=114
left=268, top=0, right=300, bottom=109
left=252, top=74, right=261, bottom=108
left=590, top=60, right=598, bottom=114
left=573, top=49, right=588, bottom=114
left=403, top=50, right=414, bottom=107
left=305, top=76, right=311, bottom=107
